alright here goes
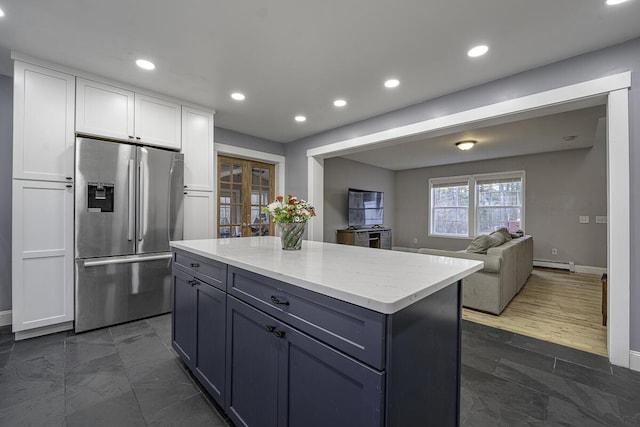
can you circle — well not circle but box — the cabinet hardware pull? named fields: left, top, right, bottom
left=66, top=184, right=72, bottom=188
left=66, top=177, right=72, bottom=180
left=265, top=325, right=276, bottom=333
left=270, top=296, right=289, bottom=305
left=273, top=330, right=285, bottom=338
left=184, top=192, right=188, bottom=195
left=189, top=280, right=199, bottom=287
left=136, top=136, right=141, bottom=140
left=129, top=135, right=135, bottom=139
left=191, top=263, right=200, bottom=268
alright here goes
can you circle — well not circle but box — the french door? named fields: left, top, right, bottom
left=217, top=156, right=275, bottom=238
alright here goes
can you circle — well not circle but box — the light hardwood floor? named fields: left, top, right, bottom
left=462, top=268, right=608, bottom=356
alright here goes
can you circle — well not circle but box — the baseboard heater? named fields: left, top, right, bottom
left=533, top=259, right=575, bottom=272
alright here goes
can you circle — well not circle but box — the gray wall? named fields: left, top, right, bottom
left=323, top=157, right=395, bottom=243
left=394, top=141, right=607, bottom=267
left=0, top=75, right=12, bottom=311
left=285, top=37, right=640, bottom=351
left=215, top=126, right=285, bottom=156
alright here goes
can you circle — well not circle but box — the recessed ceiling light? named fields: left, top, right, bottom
left=384, top=79, right=400, bottom=88
left=562, top=135, right=577, bottom=142
left=294, top=115, right=307, bottom=122
left=333, top=99, right=347, bottom=107
left=456, top=140, right=476, bottom=151
left=135, top=59, right=155, bottom=70
left=606, top=0, right=630, bottom=5
left=231, top=92, right=246, bottom=101
left=467, top=45, right=489, bottom=58
left=0, top=8, right=5, bottom=17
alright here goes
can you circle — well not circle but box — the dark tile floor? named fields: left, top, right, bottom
left=1, top=315, right=639, bottom=426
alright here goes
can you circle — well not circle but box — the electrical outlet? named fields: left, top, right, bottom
left=551, top=248, right=558, bottom=255
left=413, top=237, right=418, bottom=244
left=596, top=216, right=608, bottom=224
left=579, top=216, right=590, bottom=224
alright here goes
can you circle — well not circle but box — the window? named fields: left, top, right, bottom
left=429, top=171, right=525, bottom=238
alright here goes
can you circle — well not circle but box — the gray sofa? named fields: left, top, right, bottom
left=394, top=236, right=533, bottom=314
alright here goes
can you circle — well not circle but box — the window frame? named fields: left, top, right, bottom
left=429, top=170, right=525, bottom=239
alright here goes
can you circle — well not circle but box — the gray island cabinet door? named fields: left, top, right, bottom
left=172, top=268, right=197, bottom=368
left=194, top=281, right=226, bottom=404
left=226, top=296, right=384, bottom=427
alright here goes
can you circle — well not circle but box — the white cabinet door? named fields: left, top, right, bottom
left=12, top=180, right=74, bottom=332
left=184, top=191, right=214, bottom=239
left=182, top=106, right=214, bottom=192
left=135, top=93, right=182, bottom=150
left=13, top=62, right=75, bottom=182
left=76, top=78, right=135, bottom=141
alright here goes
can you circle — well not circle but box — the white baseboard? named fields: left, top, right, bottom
left=0, top=310, right=11, bottom=327
left=630, top=350, right=640, bottom=372
left=533, top=260, right=607, bottom=276
left=574, top=265, right=608, bottom=276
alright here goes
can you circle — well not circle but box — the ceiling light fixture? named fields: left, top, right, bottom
left=295, top=115, right=307, bottom=122
left=333, top=99, right=347, bottom=107
left=467, top=45, right=489, bottom=58
left=231, top=92, right=246, bottom=101
left=135, top=59, right=155, bottom=70
left=0, top=8, right=5, bottom=17
left=384, top=79, right=400, bottom=88
left=562, top=135, right=577, bottom=141
left=456, top=140, right=476, bottom=151
left=606, top=0, right=630, bottom=5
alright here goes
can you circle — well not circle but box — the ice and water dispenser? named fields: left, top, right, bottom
left=87, top=182, right=115, bottom=213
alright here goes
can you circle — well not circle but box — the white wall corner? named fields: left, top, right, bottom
left=0, top=310, right=12, bottom=327
left=630, top=351, right=640, bottom=372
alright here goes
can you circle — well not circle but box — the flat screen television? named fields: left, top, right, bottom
left=348, top=188, right=384, bottom=228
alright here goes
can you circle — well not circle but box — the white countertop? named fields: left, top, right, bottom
left=170, top=237, right=483, bottom=314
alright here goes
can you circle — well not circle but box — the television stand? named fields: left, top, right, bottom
left=337, top=228, right=392, bottom=250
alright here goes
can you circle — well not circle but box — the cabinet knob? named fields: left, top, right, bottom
left=66, top=184, right=73, bottom=188
left=273, top=330, right=285, bottom=339
left=136, top=136, right=141, bottom=140
left=190, top=263, right=200, bottom=268
left=128, top=135, right=135, bottom=139
left=184, top=192, right=188, bottom=195
left=265, top=325, right=276, bottom=333
left=270, top=296, right=289, bottom=306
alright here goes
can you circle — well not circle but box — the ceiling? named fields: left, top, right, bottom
left=0, top=1, right=638, bottom=143
left=342, top=104, right=607, bottom=170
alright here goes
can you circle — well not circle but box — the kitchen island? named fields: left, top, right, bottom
left=170, top=237, right=483, bottom=427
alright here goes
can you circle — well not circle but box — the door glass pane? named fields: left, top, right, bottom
left=232, top=164, right=242, bottom=183
left=231, top=205, right=242, bottom=224
left=219, top=226, right=230, bottom=238
left=231, top=225, right=242, bottom=237
left=261, top=169, right=270, bottom=186
left=220, top=162, right=231, bottom=182
left=230, top=185, right=242, bottom=204
left=220, top=183, right=231, bottom=203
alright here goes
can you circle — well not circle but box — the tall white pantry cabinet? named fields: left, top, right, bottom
left=12, top=58, right=216, bottom=338
left=12, top=61, right=76, bottom=338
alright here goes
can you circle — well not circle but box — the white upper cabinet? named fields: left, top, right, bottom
left=76, top=78, right=134, bottom=141
left=76, top=78, right=182, bottom=150
left=13, top=61, right=75, bottom=182
left=182, top=106, right=214, bottom=191
left=135, top=93, right=182, bottom=150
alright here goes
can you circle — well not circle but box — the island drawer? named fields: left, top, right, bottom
left=173, top=249, right=227, bottom=291
left=227, top=266, right=386, bottom=369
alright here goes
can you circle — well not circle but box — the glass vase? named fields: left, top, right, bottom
left=278, top=222, right=306, bottom=250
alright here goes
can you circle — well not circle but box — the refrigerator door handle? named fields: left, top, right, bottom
left=138, top=161, right=144, bottom=242
left=128, top=159, right=135, bottom=241
left=82, top=253, right=172, bottom=267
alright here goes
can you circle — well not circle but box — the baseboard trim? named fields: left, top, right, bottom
left=14, top=321, right=73, bottom=341
left=533, top=260, right=575, bottom=272
left=533, top=260, right=607, bottom=276
left=630, top=350, right=640, bottom=372
left=0, top=310, right=11, bottom=327
left=574, top=265, right=608, bottom=276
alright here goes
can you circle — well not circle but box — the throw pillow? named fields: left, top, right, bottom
left=466, top=232, right=506, bottom=254
left=496, top=227, right=512, bottom=241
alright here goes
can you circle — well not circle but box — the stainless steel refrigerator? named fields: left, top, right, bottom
left=74, top=137, right=184, bottom=332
